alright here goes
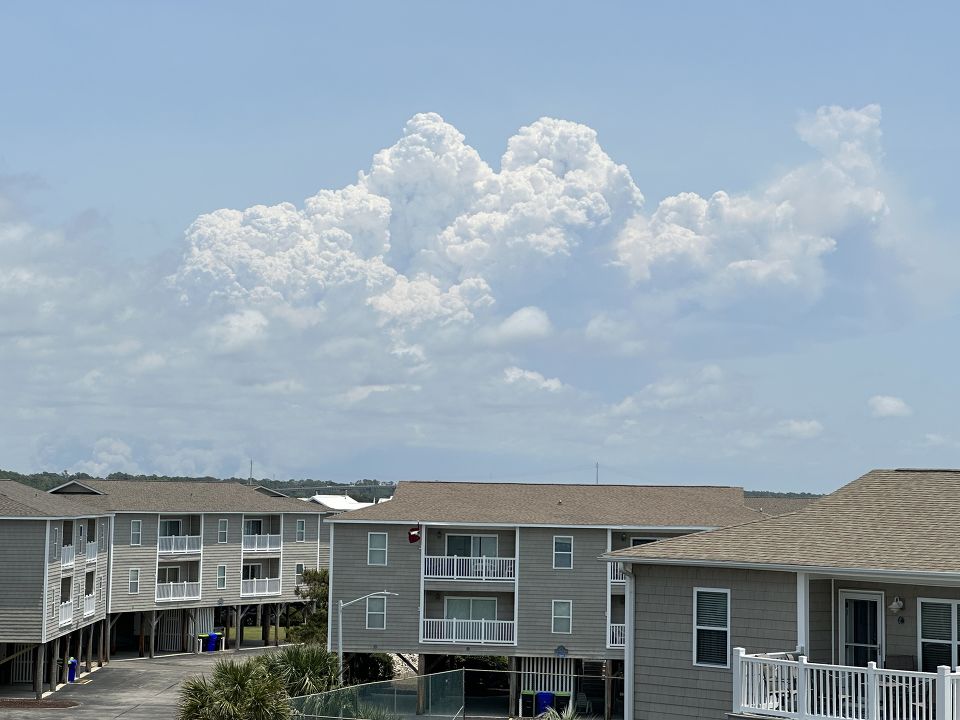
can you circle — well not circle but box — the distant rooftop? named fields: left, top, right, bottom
left=0, top=480, right=108, bottom=518
left=305, top=494, right=378, bottom=512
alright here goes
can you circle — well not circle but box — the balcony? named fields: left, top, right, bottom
left=158, top=535, right=201, bottom=554
left=155, top=581, right=201, bottom=601
left=609, top=562, right=625, bottom=583
left=85, top=540, right=98, bottom=563
left=59, top=600, right=73, bottom=626
left=83, top=593, right=95, bottom=617
left=61, top=545, right=75, bottom=568
left=421, top=619, right=516, bottom=645
left=423, top=556, right=516, bottom=581
left=242, top=534, right=281, bottom=552
left=734, top=648, right=960, bottom=720
left=608, top=623, right=625, bottom=647
left=241, top=577, right=281, bottom=596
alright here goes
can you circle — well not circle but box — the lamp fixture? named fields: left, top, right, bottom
left=888, top=597, right=904, bottom=614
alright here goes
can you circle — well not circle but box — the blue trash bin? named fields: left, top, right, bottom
left=207, top=632, right=219, bottom=652
left=67, top=657, right=78, bottom=682
left=535, top=691, right=555, bottom=715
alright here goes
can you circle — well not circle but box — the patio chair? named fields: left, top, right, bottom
left=575, top=692, right=593, bottom=714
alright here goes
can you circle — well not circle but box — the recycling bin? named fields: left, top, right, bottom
left=535, top=691, right=555, bottom=715
left=207, top=632, right=220, bottom=652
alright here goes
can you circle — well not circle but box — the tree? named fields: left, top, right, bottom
left=288, top=568, right=328, bottom=644
left=178, top=658, right=290, bottom=720
left=257, top=644, right=339, bottom=697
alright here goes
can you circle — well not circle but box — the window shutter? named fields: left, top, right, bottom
left=697, top=591, right=728, bottom=627
left=921, top=602, right=952, bottom=641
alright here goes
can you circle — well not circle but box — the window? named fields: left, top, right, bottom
left=218, top=519, right=228, bottom=543
left=78, top=524, right=85, bottom=554
left=98, top=521, right=105, bottom=547
left=552, top=600, right=573, bottom=633
left=296, top=519, right=306, bottom=542
left=445, top=597, right=497, bottom=621
left=244, top=518, right=263, bottom=536
left=128, top=569, right=140, bottom=594
left=97, top=577, right=103, bottom=602
left=631, top=537, right=657, bottom=547
left=159, top=519, right=181, bottom=537
left=296, top=563, right=305, bottom=586
left=51, top=526, right=60, bottom=561
left=157, top=566, right=180, bottom=584
left=51, top=591, right=57, bottom=619
left=242, top=564, right=263, bottom=580
left=918, top=599, right=960, bottom=672
left=217, top=565, right=227, bottom=590
left=553, top=536, right=573, bottom=569
left=446, top=534, right=498, bottom=557
left=130, top=520, right=142, bottom=546
left=367, top=532, right=388, bottom=565
left=366, top=596, right=386, bottom=629
left=694, top=588, right=730, bottom=667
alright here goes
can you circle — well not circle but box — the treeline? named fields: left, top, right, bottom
left=0, top=469, right=395, bottom=502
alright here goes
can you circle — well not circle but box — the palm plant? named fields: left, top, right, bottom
left=539, top=705, right=592, bottom=720
left=258, top=644, right=340, bottom=698
left=178, top=657, right=291, bottom=720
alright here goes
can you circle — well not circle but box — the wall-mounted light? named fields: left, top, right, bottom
left=888, top=597, right=904, bottom=614
left=620, top=533, right=627, bottom=541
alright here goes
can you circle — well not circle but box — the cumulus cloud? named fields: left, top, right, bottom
left=768, top=419, right=824, bottom=440
left=868, top=394, right=912, bottom=418
left=503, top=366, right=565, bottom=393
left=480, top=306, right=553, bottom=345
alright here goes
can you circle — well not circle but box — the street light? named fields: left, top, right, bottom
left=337, top=590, right=398, bottom=685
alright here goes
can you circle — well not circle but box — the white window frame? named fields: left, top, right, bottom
left=128, top=568, right=140, bottom=594
left=130, top=520, right=142, bottom=546
left=242, top=563, right=263, bottom=580
left=218, top=518, right=228, bottom=543
left=366, top=596, right=386, bottom=630
left=98, top=521, right=105, bottom=547
left=552, top=599, right=573, bottom=634
left=918, top=597, right=960, bottom=671
left=244, top=518, right=263, bottom=536
left=51, top=590, right=58, bottom=619
left=51, top=526, right=60, bottom=560
left=296, top=519, right=306, bottom=542
left=443, top=596, right=498, bottom=621
left=217, top=565, right=227, bottom=590
left=157, top=566, right=180, bottom=584
left=630, top=536, right=659, bottom=547
left=693, top=587, right=731, bottom=668
left=553, top=535, right=573, bottom=569
left=97, top=576, right=103, bottom=602
left=367, top=532, right=388, bottom=566
left=296, top=563, right=305, bottom=586
left=159, top=519, right=182, bottom=537
left=444, top=533, right=499, bottom=557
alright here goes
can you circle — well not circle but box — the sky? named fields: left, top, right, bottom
left=1, top=2, right=959, bottom=492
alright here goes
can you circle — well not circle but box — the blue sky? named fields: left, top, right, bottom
left=1, top=2, right=958, bottom=491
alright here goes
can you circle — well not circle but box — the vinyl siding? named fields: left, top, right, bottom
left=109, top=513, right=162, bottom=613
left=808, top=578, right=832, bottom=663
left=632, top=565, right=797, bottom=720
left=44, top=516, right=111, bottom=641
left=200, top=513, right=244, bottom=605
left=280, top=513, right=319, bottom=602
left=0, top=520, right=46, bottom=642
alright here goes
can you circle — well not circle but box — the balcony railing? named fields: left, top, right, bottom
left=158, top=535, right=201, bottom=553
left=155, top=581, right=201, bottom=601
left=59, top=600, right=73, bottom=626
left=423, top=556, right=516, bottom=581
left=733, top=648, right=960, bottom=720
left=83, top=593, right=95, bottom=617
left=608, top=623, right=625, bottom=647
left=241, top=578, right=281, bottom=596
left=421, top=619, right=516, bottom=645
left=609, top=562, right=625, bottom=583
left=61, top=545, right=75, bottom=568
left=85, top=540, right=98, bottom=562
left=242, top=534, right=281, bottom=552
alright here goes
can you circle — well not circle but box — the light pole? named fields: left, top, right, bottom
left=337, top=590, right=398, bottom=685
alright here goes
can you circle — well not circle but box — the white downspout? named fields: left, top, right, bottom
left=623, top=562, right=635, bottom=720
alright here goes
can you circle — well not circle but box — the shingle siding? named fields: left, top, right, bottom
left=632, top=565, right=797, bottom=720
left=0, top=520, right=47, bottom=642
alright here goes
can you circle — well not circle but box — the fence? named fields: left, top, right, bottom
left=291, top=669, right=465, bottom=720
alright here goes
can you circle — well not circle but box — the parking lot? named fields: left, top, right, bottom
left=0, top=647, right=281, bottom=719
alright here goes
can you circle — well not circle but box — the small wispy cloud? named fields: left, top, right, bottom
left=868, top=395, right=912, bottom=418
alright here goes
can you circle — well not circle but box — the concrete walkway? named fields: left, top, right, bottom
left=0, top=647, right=280, bottom=719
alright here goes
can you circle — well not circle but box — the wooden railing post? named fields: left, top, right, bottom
left=797, top=655, right=809, bottom=717
left=866, top=662, right=879, bottom=720
left=732, top=647, right=745, bottom=713
left=936, top=666, right=951, bottom=720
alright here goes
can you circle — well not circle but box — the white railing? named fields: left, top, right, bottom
left=155, top=581, right=201, bottom=601
left=158, top=535, right=201, bottom=553
left=83, top=593, right=95, bottom=616
left=609, top=562, right=625, bottom=583
left=61, top=545, right=75, bottom=567
left=423, top=556, right=516, bottom=581
left=242, top=534, right=281, bottom=551
left=608, top=623, right=625, bottom=647
left=421, top=619, right=516, bottom=645
left=241, top=577, right=281, bottom=596
left=734, top=648, right=957, bottom=720
left=59, top=600, right=73, bottom=626
left=85, top=540, right=98, bottom=562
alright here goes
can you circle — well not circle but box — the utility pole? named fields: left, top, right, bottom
left=596, top=461, right=599, bottom=485
left=249, top=459, right=253, bottom=486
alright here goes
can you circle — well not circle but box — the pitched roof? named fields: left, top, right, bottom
left=330, top=481, right=764, bottom=527
left=743, top=496, right=820, bottom=516
left=0, top=480, right=108, bottom=518
left=608, top=469, right=960, bottom=575
left=49, top=479, right=327, bottom=514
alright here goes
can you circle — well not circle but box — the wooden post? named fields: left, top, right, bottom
left=60, top=633, right=70, bottom=685
left=33, top=643, right=45, bottom=700
left=98, top=619, right=105, bottom=667
left=187, top=609, right=197, bottom=654
left=508, top=657, right=518, bottom=718
left=85, top=624, right=93, bottom=672
left=225, top=606, right=233, bottom=651
left=149, top=610, right=156, bottom=659
left=48, top=637, right=59, bottom=693
left=603, top=660, right=613, bottom=720
left=138, top=612, right=145, bottom=657
left=416, top=653, right=427, bottom=715
left=236, top=605, right=243, bottom=653
left=274, top=603, right=280, bottom=647
left=77, top=626, right=85, bottom=677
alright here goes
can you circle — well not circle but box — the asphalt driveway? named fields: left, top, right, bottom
left=0, top=647, right=281, bottom=719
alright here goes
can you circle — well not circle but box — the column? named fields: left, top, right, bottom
left=33, top=643, right=45, bottom=700
left=98, top=619, right=105, bottom=667
left=77, top=626, right=85, bottom=677
left=48, top=637, right=59, bottom=693
left=604, top=660, right=613, bottom=720
left=274, top=603, right=281, bottom=647
left=60, top=633, right=70, bottom=685
left=85, top=624, right=93, bottom=672
left=148, top=610, right=156, bottom=659
left=508, top=657, right=518, bottom=717
left=236, top=605, right=244, bottom=652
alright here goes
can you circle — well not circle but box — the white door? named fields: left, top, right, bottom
left=839, top=590, right=884, bottom=666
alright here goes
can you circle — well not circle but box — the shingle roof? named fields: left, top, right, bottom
left=330, top=481, right=764, bottom=527
left=50, top=479, right=327, bottom=514
left=0, top=480, right=108, bottom=518
left=743, top=496, right=820, bottom=516
left=608, top=469, right=960, bottom=575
